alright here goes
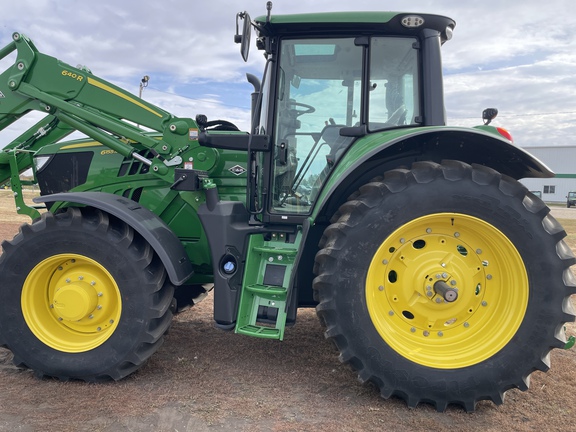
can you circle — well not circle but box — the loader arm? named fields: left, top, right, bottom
left=0, top=32, right=200, bottom=189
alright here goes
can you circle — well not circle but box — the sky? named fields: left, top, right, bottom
left=1, top=0, right=575, bottom=149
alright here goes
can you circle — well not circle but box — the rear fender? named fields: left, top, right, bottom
left=312, top=127, right=553, bottom=221
left=34, top=192, right=193, bottom=286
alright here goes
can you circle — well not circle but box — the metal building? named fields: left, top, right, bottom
left=520, top=145, right=576, bottom=203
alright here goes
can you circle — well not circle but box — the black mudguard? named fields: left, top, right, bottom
left=34, top=192, right=193, bottom=286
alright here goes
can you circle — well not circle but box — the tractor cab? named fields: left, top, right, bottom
left=233, top=10, right=455, bottom=221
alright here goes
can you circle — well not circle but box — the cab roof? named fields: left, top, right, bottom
left=254, top=12, right=455, bottom=42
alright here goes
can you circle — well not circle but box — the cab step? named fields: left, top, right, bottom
left=235, top=232, right=301, bottom=340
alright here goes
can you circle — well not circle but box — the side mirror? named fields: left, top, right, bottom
left=234, top=12, right=252, bottom=62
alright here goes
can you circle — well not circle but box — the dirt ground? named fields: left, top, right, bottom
left=0, top=191, right=575, bottom=432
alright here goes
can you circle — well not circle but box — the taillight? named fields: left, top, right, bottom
left=496, top=127, right=513, bottom=142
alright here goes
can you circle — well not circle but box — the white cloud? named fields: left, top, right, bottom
left=1, top=0, right=575, bottom=149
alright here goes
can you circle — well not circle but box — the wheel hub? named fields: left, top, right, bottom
left=433, top=280, right=458, bottom=302
left=53, top=281, right=98, bottom=321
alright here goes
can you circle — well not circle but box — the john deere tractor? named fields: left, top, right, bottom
left=0, top=4, right=574, bottom=412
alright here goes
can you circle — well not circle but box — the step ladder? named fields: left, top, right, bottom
left=235, top=232, right=300, bottom=340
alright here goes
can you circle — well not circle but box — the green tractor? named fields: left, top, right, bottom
left=0, top=4, right=574, bottom=412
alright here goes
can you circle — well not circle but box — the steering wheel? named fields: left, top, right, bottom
left=387, top=105, right=407, bottom=126
left=290, top=101, right=316, bottom=117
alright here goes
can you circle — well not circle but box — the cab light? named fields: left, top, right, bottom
left=496, top=127, right=513, bottom=142
left=401, top=15, right=425, bottom=28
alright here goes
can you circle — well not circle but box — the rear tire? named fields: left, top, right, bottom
left=0, top=207, right=174, bottom=381
left=313, top=160, right=576, bottom=411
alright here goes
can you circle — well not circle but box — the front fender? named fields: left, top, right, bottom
left=312, top=126, right=553, bottom=221
left=34, top=192, right=193, bottom=286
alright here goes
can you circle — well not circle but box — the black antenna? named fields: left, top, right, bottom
left=266, top=2, right=272, bottom=23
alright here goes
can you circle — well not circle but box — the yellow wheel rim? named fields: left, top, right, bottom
left=21, top=254, right=122, bottom=353
left=366, top=213, right=528, bottom=368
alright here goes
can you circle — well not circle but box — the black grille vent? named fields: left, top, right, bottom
left=121, top=187, right=144, bottom=202
left=117, top=150, right=152, bottom=177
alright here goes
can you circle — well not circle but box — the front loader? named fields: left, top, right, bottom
left=0, top=4, right=574, bottom=412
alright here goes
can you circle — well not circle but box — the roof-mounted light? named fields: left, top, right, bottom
left=401, top=15, right=425, bottom=28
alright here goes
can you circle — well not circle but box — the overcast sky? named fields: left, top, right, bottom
left=1, top=0, right=575, bottom=148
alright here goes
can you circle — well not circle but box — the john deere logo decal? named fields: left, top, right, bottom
left=229, top=165, right=247, bottom=176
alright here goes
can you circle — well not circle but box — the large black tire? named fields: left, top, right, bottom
left=313, top=160, right=576, bottom=411
left=0, top=207, right=174, bottom=381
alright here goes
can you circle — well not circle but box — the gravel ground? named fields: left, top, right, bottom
left=550, top=207, right=576, bottom=219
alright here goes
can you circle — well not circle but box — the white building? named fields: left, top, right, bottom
left=520, top=145, right=576, bottom=203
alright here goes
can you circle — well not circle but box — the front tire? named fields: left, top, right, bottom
left=0, top=207, right=174, bottom=381
left=313, top=161, right=576, bottom=411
